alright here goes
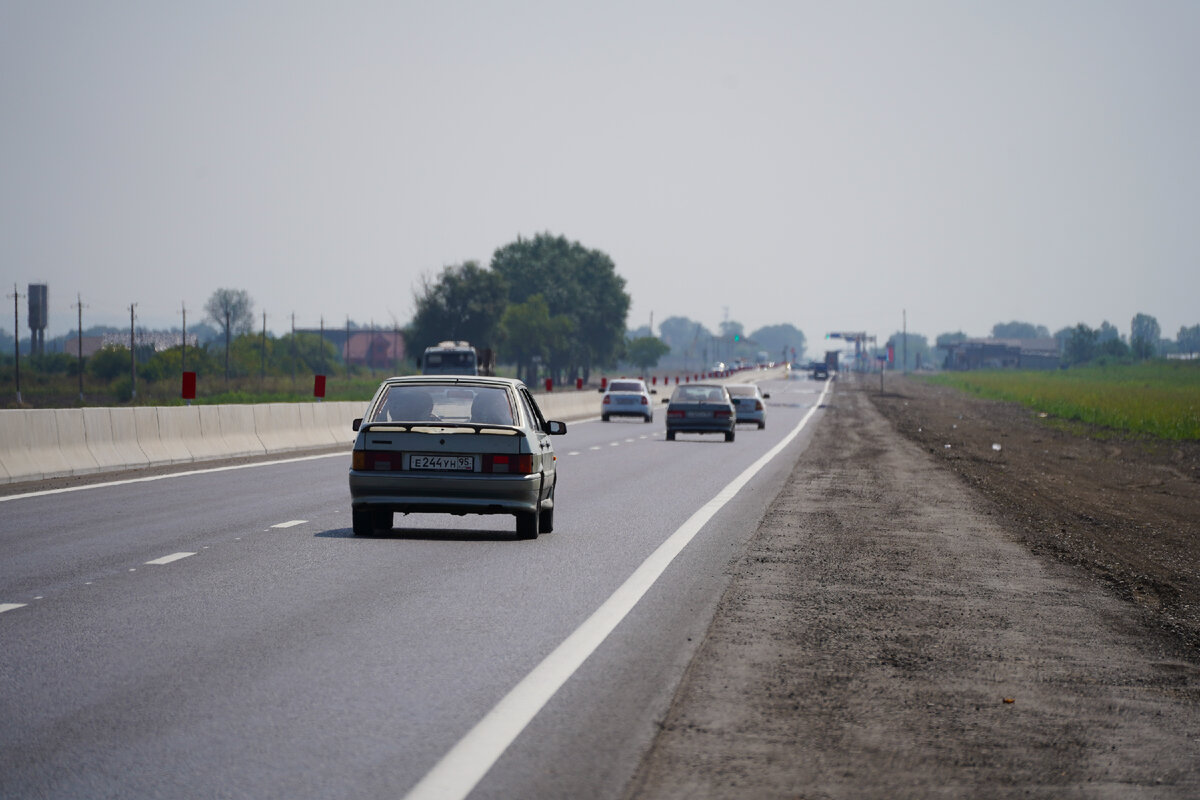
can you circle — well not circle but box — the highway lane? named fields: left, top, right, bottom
left=0, top=375, right=830, bottom=799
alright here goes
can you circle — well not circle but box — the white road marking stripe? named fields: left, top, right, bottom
left=145, top=552, right=195, bottom=566
left=0, top=452, right=348, bottom=504
left=270, top=520, right=308, bottom=529
left=0, top=603, right=27, bottom=614
left=403, top=380, right=832, bottom=800
left=567, top=451, right=581, bottom=456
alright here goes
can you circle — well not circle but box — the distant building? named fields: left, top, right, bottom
left=942, top=338, right=1060, bottom=371
left=344, top=330, right=405, bottom=369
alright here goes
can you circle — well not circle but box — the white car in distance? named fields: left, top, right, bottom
left=600, top=379, right=656, bottom=423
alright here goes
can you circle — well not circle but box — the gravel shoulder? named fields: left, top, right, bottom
left=625, top=374, right=1200, bottom=799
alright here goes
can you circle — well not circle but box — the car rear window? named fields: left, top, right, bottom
left=727, top=385, right=758, bottom=397
left=672, top=385, right=726, bottom=403
left=372, top=385, right=514, bottom=425
left=609, top=381, right=643, bottom=392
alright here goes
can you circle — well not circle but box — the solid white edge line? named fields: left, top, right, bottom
left=145, top=552, right=196, bottom=566
left=0, top=451, right=349, bottom=503
left=402, top=379, right=832, bottom=800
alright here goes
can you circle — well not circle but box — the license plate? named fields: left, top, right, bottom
left=408, top=454, right=476, bottom=471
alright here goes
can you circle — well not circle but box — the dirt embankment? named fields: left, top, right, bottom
left=869, top=374, right=1200, bottom=655
left=626, top=374, right=1200, bottom=799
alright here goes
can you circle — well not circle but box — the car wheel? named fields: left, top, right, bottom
left=602, top=414, right=610, bottom=422
left=539, top=505, right=554, bottom=533
left=758, top=421, right=765, bottom=429
left=516, top=511, right=539, bottom=539
left=352, top=509, right=372, bottom=536
left=725, top=430, right=735, bottom=442
left=372, top=510, right=392, bottom=533
left=644, top=414, right=653, bottom=423
left=666, top=430, right=676, bottom=441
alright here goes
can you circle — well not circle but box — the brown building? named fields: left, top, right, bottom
left=943, top=338, right=1060, bottom=371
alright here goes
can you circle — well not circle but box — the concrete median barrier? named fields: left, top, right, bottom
left=140, top=407, right=193, bottom=465
left=159, top=406, right=207, bottom=463
left=85, top=408, right=150, bottom=473
left=53, top=409, right=101, bottom=476
left=216, top=405, right=267, bottom=458
left=0, top=410, right=32, bottom=482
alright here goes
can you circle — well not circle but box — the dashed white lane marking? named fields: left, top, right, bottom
left=567, top=451, right=582, bottom=456
left=270, top=520, right=308, bottom=529
left=0, top=603, right=27, bottom=614
left=589, top=446, right=602, bottom=451
left=145, top=552, right=195, bottom=566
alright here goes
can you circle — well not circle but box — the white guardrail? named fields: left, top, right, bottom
left=0, top=389, right=605, bottom=485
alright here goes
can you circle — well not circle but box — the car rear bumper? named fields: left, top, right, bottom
left=349, top=471, right=544, bottom=515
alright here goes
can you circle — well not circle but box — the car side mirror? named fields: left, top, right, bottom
left=546, top=420, right=567, bottom=435
left=597, top=387, right=605, bottom=393
left=661, top=397, right=669, bottom=404
left=352, top=418, right=362, bottom=431
left=650, top=389, right=658, bottom=394
left=762, top=393, right=770, bottom=399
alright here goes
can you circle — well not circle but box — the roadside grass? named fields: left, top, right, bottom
left=925, top=361, right=1200, bottom=441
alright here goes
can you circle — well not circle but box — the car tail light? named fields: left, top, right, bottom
left=603, top=395, right=611, bottom=405
left=755, top=400, right=764, bottom=411
left=482, top=454, right=533, bottom=474
left=353, top=451, right=398, bottom=471
left=640, top=396, right=648, bottom=405
left=715, top=409, right=732, bottom=419
left=668, top=409, right=686, bottom=419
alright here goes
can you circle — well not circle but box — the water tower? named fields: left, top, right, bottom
left=28, top=283, right=47, bottom=356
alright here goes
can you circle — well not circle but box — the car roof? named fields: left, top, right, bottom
left=378, top=375, right=524, bottom=390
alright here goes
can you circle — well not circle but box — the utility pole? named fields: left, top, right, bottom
left=129, top=303, right=137, bottom=400
left=74, top=294, right=87, bottom=401
left=224, top=309, right=231, bottom=384
left=290, top=312, right=296, bottom=389
left=319, top=316, right=325, bottom=374
left=903, top=309, right=908, bottom=375
left=9, top=284, right=23, bottom=404
left=261, top=310, right=267, bottom=383
left=345, top=316, right=351, bottom=379
left=181, top=302, right=187, bottom=375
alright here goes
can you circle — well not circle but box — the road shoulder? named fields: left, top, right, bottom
left=625, top=379, right=1200, bottom=798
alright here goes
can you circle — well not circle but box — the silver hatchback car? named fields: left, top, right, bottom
left=349, top=376, right=566, bottom=539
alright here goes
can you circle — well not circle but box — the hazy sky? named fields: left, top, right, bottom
left=3, top=1, right=1197, bottom=350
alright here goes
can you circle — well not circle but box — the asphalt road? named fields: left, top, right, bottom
left=0, top=375, right=828, bottom=799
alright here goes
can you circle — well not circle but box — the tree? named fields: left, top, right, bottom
left=491, top=233, right=630, bottom=381
left=626, top=337, right=671, bottom=371
left=1097, top=321, right=1121, bottom=343
left=1064, top=324, right=1098, bottom=366
left=1178, top=324, right=1200, bottom=356
left=1130, top=313, right=1160, bottom=360
left=407, top=261, right=509, bottom=359
left=750, top=324, right=807, bottom=365
left=659, top=316, right=712, bottom=367
left=885, top=331, right=931, bottom=371
left=206, top=288, right=254, bottom=380
left=992, top=321, right=1049, bottom=339
left=497, top=294, right=573, bottom=385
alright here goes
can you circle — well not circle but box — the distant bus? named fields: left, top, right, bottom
left=420, top=341, right=479, bottom=375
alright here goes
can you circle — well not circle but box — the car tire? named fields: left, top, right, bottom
left=372, top=510, right=392, bottom=533
left=666, top=430, right=675, bottom=441
left=539, top=505, right=554, bottom=533
left=644, top=414, right=653, bottom=423
left=602, top=414, right=610, bottom=422
left=516, top=511, right=539, bottom=540
left=758, top=421, right=765, bottom=429
left=725, top=430, right=735, bottom=442
left=352, top=509, right=372, bottom=536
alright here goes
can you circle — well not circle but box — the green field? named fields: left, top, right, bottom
left=926, top=361, right=1200, bottom=441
